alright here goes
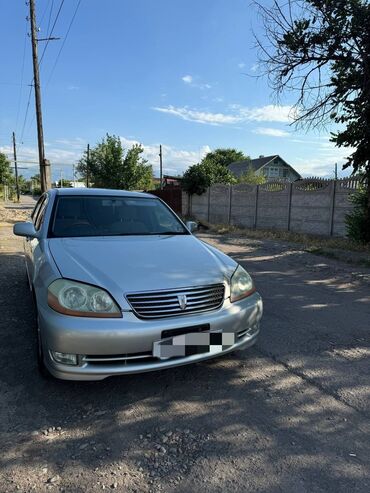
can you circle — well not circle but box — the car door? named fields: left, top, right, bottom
left=25, top=194, right=48, bottom=282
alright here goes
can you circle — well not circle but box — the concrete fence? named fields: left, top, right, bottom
left=182, top=178, right=361, bottom=237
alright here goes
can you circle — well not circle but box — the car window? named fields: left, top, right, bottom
left=31, top=195, right=45, bottom=223
left=34, top=195, right=49, bottom=231
left=50, top=195, right=188, bottom=238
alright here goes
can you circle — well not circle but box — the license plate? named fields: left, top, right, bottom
left=153, top=331, right=235, bottom=359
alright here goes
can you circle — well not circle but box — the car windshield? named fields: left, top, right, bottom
left=50, top=195, right=189, bottom=238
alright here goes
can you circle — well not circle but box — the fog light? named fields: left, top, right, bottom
left=51, top=351, right=78, bottom=365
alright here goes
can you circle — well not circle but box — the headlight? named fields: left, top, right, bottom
left=48, top=279, right=121, bottom=317
left=230, top=265, right=256, bottom=302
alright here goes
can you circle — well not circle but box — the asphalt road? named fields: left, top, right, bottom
left=0, top=215, right=369, bottom=492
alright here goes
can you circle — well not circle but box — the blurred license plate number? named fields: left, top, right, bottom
left=153, top=331, right=235, bottom=359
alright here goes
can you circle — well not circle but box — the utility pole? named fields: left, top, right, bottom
left=72, top=164, right=75, bottom=187
left=60, top=169, right=63, bottom=188
left=29, top=0, right=51, bottom=192
left=12, top=132, right=20, bottom=202
left=159, top=144, right=163, bottom=189
left=86, top=144, right=90, bottom=188
left=334, top=162, right=338, bottom=180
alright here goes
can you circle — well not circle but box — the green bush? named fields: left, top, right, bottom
left=346, top=186, right=368, bottom=243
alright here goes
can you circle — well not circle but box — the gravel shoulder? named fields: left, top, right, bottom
left=0, top=202, right=369, bottom=493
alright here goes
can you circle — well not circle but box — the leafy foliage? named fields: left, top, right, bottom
left=76, top=135, right=153, bottom=190
left=182, top=148, right=246, bottom=195
left=0, top=152, right=12, bottom=185
left=256, top=0, right=370, bottom=242
left=202, top=148, right=248, bottom=168
left=346, top=187, right=368, bottom=243
left=182, top=161, right=236, bottom=195
left=237, top=166, right=266, bottom=185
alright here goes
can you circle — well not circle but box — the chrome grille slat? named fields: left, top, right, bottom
left=130, top=295, right=223, bottom=308
left=126, top=284, right=225, bottom=319
left=128, top=287, right=224, bottom=300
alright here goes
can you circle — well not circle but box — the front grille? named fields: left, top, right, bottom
left=126, top=284, right=225, bottom=319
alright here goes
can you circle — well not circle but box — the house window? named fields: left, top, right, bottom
left=269, top=167, right=279, bottom=177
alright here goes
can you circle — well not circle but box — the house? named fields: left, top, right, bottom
left=152, top=175, right=182, bottom=189
left=228, top=155, right=301, bottom=182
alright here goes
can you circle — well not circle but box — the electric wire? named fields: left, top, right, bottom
left=46, top=0, right=82, bottom=88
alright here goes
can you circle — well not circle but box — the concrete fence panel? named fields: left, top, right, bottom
left=186, top=178, right=359, bottom=237
left=209, top=184, right=231, bottom=224
left=230, top=184, right=256, bottom=228
left=256, top=182, right=290, bottom=231
left=290, top=180, right=333, bottom=235
left=190, top=189, right=209, bottom=221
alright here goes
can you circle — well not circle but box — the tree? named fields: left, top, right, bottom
left=182, top=161, right=236, bottom=195
left=0, top=152, right=12, bottom=185
left=238, top=166, right=266, bottom=185
left=255, top=0, right=370, bottom=242
left=202, top=148, right=249, bottom=168
left=346, top=186, right=368, bottom=243
left=76, top=134, right=153, bottom=190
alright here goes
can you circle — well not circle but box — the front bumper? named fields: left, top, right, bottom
left=38, top=292, right=263, bottom=381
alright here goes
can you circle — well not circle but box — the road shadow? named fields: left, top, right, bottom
left=0, top=246, right=369, bottom=492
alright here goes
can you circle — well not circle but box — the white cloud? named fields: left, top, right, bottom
left=238, top=62, right=246, bottom=69
left=1, top=137, right=211, bottom=179
left=182, top=75, right=193, bottom=84
left=253, top=127, right=290, bottom=137
left=153, top=104, right=295, bottom=126
left=251, top=63, right=259, bottom=73
left=181, top=75, right=212, bottom=90
left=152, top=106, right=241, bottom=125
left=120, top=136, right=210, bottom=175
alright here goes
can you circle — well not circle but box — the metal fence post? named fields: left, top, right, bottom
left=253, top=185, right=259, bottom=229
left=228, top=185, right=232, bottom=224
left=207, top=187, right=211, bottom=222
left=329, top=180, right=337, bottom=236
left=287, top=182, right=293, bottom=231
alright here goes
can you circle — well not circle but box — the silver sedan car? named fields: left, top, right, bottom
left=14, top=188, right=263, bottom=381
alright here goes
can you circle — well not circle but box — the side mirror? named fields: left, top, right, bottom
left=186, top=221, right=198, bottom=233
left=13, top=221, right=39, bottom=239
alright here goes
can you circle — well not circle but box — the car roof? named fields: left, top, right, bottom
left=50, top=188, right=154, bottom=199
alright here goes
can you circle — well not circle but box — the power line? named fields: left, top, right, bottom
left=46, top=0, right=55, bottom=38
left=46, top=0, right=82, bottom=87
left=15, top=21, right=28, bottom=133
left=20, top=85, right=33, bottom=143
left=19, top=0, right=64, bottom=145
left=25, top=0, right=82, bottom=137
left=38, top=0, right=65, bottom=67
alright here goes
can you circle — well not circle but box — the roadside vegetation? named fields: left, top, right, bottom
left=255, top=0, right=370, bottom=244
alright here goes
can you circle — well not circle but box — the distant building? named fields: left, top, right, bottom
left=228, top=155, right=301, bottom=182
left=152, top=175, right=182, bottom=189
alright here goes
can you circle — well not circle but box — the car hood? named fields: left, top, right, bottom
left=48, top=235, right=237, bottom=308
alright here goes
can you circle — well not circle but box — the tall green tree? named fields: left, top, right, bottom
left=0, top=152, right=12, bottom=185
left=202, top=148, right=249, bottom=168
left=182, top=148, right=246, bottom=195
left=76, top=134, right=153, bottom=190
left=256, top=0, right=370, bottom=242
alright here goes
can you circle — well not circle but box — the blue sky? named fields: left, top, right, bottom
left=0, top=0, right=352, bottom=181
